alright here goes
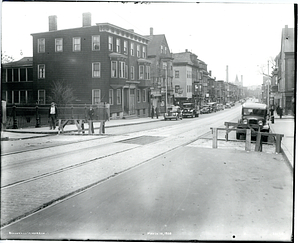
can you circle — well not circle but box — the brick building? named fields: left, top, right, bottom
left=30, top=13, right=152, bottom=118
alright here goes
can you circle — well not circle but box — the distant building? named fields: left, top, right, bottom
left=172, top=50, right=202, bottom=106
left=30, top=13, right=152, bottom=118
left=1, top=57, right=34, bottom=104
left=145, top=28, right=174, bottom=113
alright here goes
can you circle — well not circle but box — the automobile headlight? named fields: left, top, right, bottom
left=243, top=119, right=247, bottom=124
left=258, top=120, right=263, bottom=126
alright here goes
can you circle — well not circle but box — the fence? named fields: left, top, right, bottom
left=3, top=104, right=109, bottom=129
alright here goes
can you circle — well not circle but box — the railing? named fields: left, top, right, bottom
left=3, top=104, right=109, bottom=129
left=210, top=122, right=284, bottom=153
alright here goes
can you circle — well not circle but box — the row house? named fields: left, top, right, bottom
left=272, top=25, right=295, bottom=115
left=30, top=13, right=151, bottom=118
left=146, top=28, right=173, bottom=113
left=2, top=57, right=34, bottom=104
left=172, top=50, right=201, bottom=107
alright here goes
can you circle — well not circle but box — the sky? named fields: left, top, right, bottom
left=1, top=1, right=295, bottom=87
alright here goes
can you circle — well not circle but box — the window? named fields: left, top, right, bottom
left=139, top=65, right=144, bottom=80
left=164, top=46, right=167, bottom=54
left=117, top=89, right=121, bottom=104
left=55, top=38, right=63, bottom=52
left=28, top=68, right=33, bottom=81
left=92, top=89, right=101, bottom=104
left=137, top=89, right=141, bottom=103
left=145, top=66, right=150, bottom=80
left=111, top=61, right=117, bottom=78
left=20, top=90, right=26, bottom=103
left=13, top=90, right=19, bottom=104
left=38, top=64, right=45, bottom=79
left=109, top=89, right=113, bottom=105
left=175, top=70, right=179, bottom=78
left=130, top=42, right=134, bottom=56
left=1, top=69, right=6, bottom=82
left=142, top=89, right=146, bottom=102
left=124, top=41, right=128, bottom=54
left=73, top=37, right=81, bottom=51
left=137, top=45, right=140, bottom=57
left=119, top=61, right=125, bottom=78
left=38, top=38, right=45, bottom=53
left=7, top=69, right=12, bottom=82
left=20, top=68, right=26, bottom=81
left=109, top=36, right=113, bottom=51
left=142, top=46, right=146, bottom=58
left=92, top=35, right=100, bottom=51
left=125, top=64, right=128, bottom=79
left=38, top=90, right=45, bottom=104
left=160, top=45, right=164, bottom=53
left=116, top=38, right=121, bottom=53
left=13, top=69, right=19, bottom=82
left=92, top=63, right=101, bottom=78
left=130, top=66, right=134, bottom=80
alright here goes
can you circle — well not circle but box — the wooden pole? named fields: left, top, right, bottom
left=255, top=132, right=262, bottom=152
left=245, top=129, right=251, bottom=151
left=212, top=128, right=218, bottom=148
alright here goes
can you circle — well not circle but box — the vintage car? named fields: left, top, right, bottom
left=225, top=103, right=231, bottom=109
left=200, top=105, right=210, bottom=114
left=217, top=104, right=224, bottom=111
left=164, top=105, right=182, bottom=121
left=182, top=103, right=200, bottom=118
left=236, top=102, right=270, bottom=141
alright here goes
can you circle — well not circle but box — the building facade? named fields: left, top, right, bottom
left=146, top=28, right=174, bottom=113
left=2, top=57, right=34, bottom=104
left=30, top=13, right=152, bottom=118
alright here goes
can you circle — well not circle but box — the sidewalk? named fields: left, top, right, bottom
left=269, top=114, right=295, bottom=168
left=1, top=116, right=164, bottom=140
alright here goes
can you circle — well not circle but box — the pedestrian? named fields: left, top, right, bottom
left=270, top=105, right=274, bottom=124
left=48, top=102, right=58, bottom=130
left=155, top=106, right=159, bottom=119
left=87, top=105, right=95, bottom=134
left=278, top=106, right=283, bottom=119
left=151, top=106, right=154, bottom=119
left=101, top=105, right=109, bottom=134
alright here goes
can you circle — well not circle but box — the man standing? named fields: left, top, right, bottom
left=49, top=102, right=58, bottom=130
left=87, top=105, right=95, bottom=134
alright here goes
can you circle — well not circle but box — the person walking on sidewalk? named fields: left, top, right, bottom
left=87, top=105, right=95, bottom=134
left=155, top=106, right=159, bottom=119
left=151, top=106, right=154, bottom=119
left=277, top=106, right=283, bottom=119
left=48, top=102, right=58, bottom=130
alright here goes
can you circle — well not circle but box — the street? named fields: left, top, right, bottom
left=1, top=104, right=293, bottom=241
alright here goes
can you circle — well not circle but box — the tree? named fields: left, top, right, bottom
left=48, top=80, right=76, bottom=105
left=1, top=52, right=14, bottom=63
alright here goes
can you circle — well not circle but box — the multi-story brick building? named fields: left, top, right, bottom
left=273, top=25, right=295, bottom=115
left=30, top=13, right=152, bottom=118
left=146, top=28, right=174, bottom=113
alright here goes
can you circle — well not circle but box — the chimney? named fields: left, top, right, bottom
left=150, top=27, right=153, bottom=35
left=82, top=12, right=91, bottom=27
left=185, top=49, right=188, bottom=52
left=49, top=15, right=57, bottom=31
left=209, top=70, right=212, bottom=76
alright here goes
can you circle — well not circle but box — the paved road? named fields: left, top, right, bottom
left=1, top=146, right=293, bottom=241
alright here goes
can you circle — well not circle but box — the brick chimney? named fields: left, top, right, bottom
left=150, top=27, right=153, bottom=35
left=82, top=12, right=91, bottom=27
left=49, top=15, right=57, bottom=31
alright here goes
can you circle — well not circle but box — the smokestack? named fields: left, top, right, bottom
left=226, top=65, right=229, bottom=82
left=150, top=27, right=153, bottom=35
left=82, top=12, right=91, bottom=27
left=49, top=15, right=57, bottom=31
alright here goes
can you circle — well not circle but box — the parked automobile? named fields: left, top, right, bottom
left=200, top=105, right=210, bottom=114
left=164, top=105, right=182, bottom=121
left=236, top=102, right=270, bottom=142
left=182, top=103, right=200, bottom=118
left=225, top=103, right=231, bottom=109
left=207, top=102, right=217, bottom=112
left=217, top=104, right=224, bottom=111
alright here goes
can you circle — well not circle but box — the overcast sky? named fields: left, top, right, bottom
left=1, top=1, right=295, bottom=87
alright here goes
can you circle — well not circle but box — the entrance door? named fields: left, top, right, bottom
left=129, top=88, right=135, bottom=115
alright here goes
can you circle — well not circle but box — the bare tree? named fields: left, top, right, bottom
left=257, top=57, right=276, bottom=76
left=1, top=52, right=14, bottom=63
left=48, top=80, right=76, bottom=105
